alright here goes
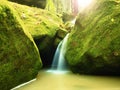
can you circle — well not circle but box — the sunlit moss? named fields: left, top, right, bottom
left=9, top=1, right=63, bottom=38
left=66, top=0, right=120, bottom=75
left=45, top=0, right=56, bottom=13
left=9, top=1, right=68, bottom=68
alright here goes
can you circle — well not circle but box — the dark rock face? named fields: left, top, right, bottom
left=34, top=29, right=68, bottom=68
left=8, top=0, right=46, bottom=8
left=66, top=0, right=120, bottom=75
left=34, top=35, right=55, bottom=68
left=0, top=1, right=42, bottom=89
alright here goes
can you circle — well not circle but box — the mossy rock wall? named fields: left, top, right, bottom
left=8, top=0, right=46, bottom=8
left=9, top=2, right=68, bottom=67
left=66, top=0, right=120, bottom=75
left=0, top=1, right=42, bottom=89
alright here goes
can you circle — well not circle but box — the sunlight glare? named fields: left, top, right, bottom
left=47, top=70, right=69, bottom=74
left=71, top=19, right=76, bottom=25
left=78, top=0, right=93, bottom=9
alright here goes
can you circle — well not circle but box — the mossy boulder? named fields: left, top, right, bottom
left=0, top=1, right=42, bottom=90
left=10, top=1, right=68, bottom=46
left=8, top=0, right=46, bottom=8
left=10, top=2, right=68, bottom=67
left=66, top=0, right=120, bottom=75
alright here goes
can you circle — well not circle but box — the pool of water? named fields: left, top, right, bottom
left=12, top=70, right=120, bottom=90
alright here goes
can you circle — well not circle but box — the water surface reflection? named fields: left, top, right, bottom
left=15, top=70, right=120, bottom=90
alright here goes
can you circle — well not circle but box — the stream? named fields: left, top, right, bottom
left=13, top=70, right=120, bottom=90
left=12, top=33, right=120, bottom=90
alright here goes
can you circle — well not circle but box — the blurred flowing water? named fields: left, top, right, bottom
left=51, top=34, right=69, bottom=71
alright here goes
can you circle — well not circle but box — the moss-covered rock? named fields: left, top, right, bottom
left=54, top=28, right=68, bottom=46
left=0, top=1, right=42, bottom=89
left=10, top=2, right=68, bottom=67
left=45, top=0, right=56, bottom=13
left=8, top=0, right=46, bottom=8
left=66, top=0, right=120, bottom=75
left=9, top=1, right=62, bottom=38
left=62, top=12, right=75, bottom=23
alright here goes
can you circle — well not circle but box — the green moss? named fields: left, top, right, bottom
left=8, top=1, right=68, bottom=68
left=0, top=0, right=42, bottom=89
left=9, top=1, right=63, bottom=38
left=45, top=0, right=56, bottom=13
left=8, top=0, right=46, bottom=8
left=66, top=0, right=120, bottom=75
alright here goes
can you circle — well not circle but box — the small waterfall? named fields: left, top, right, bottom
left=52, top=34, right=69, bottom=70
left=51, top=41, right=62, bottom=70
left=47, top=34, right=69, bottom=74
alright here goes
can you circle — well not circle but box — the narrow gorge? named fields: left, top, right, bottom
left=0, top=0, right=120, bottom=90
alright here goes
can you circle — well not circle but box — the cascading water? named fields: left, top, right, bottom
left=52, top=34, right=69, bottom=70
left=47, top=34, right=69, bottom=74
left=51, top=41, right=62, bottom=70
